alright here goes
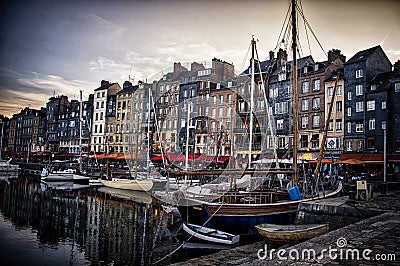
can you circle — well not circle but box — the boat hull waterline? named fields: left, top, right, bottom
left=100, top=178, right=153, bottom=192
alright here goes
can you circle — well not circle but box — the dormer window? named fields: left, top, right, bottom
left=314, top=64, right=319, bottom=71
left=304, top=67, right=308, bottom=74
left=371, top=84, right=376, bottom=91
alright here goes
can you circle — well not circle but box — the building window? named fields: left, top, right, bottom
left=347, top=107, right=352, bottom=117
left=347, top=91, right=352, bottom=100
left=337, top=85, right=342, bottom=96
left=301, top=116, right=308, bottom=129
left=278, top=137, right=286, bottom=149
left=275, top=102, right=286, bottom=114
left=382, top=101, right=386, bottom=109
left=301, top=135, right=308, bottom=148
left=356, top=122, right=364, bottom=132
left=312, top=115, right=320, bottom=128
left=228, top=94, right=232, bottom=103
left=302, top=99, right=309, bottom=111
left=367, top=100, right=375, bottom=111
left=346, top=141, right=352, bottom=151
left=312, top=98, right=320, bottom=110
left=328, top=120, right=333, bottom=131
left=336, top=101, right=342, bottom=112
left=347, top=122, right=351, bottom=133
left=313, top=79, right=320, bottom=91
left=367, top=138, right=375, bottom=149
left=257, top=99, right=265, bottom=110
left=278, top=73, right=286, bottom=81
left=302, top=81, right=309, bottom=93
left=219, top=95, right=224, bottom=103
left=395, top=83, right=400, bottom=92
left=355, top=69, right=363, bottom=78
left=371, top=84, right=377, bottom=91
left=356, top=85, right=363, bottom=96
left=277, top=119, right=284, bottom=130
left=336, top=120, right=342, bottom=131
left=356, top=101, right=364, bottom=112
left=369, top=118, right=376, bottom=130
left=269, top=88, right=278, bottom=98
left=218, top=107, right=223, bottom=117
left=328, top=87, right=334, bottom=97
left=238, top=101, right=245, bottom=112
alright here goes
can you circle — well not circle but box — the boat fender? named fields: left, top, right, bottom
left=288, top=185, right=303, bottom=200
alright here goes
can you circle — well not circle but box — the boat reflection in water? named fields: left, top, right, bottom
left=0, top=177, right=182, bottom=265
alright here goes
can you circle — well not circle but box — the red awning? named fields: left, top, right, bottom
left=389, top=155, right=400, bottom=162
left=308, top=158, right=332, bottom=164
left=360, top=154, right=384, bottom=164
left=338, top=153, right=363, bottom=161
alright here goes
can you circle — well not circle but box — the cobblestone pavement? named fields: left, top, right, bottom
left=173, top=192, right=400, bottom=265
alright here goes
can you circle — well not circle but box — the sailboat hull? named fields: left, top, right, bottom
left=180, top=183, right=342, bottom=235
left=100, top=178, right=153, bottom=192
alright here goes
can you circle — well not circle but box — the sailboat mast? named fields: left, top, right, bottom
left=147, top=86, right=151, bottom=176
left=79, top=90, right=83, bottom=173
left=248, top=36, right=256, bottom=166
left=291, top=0, right=298, bottom=183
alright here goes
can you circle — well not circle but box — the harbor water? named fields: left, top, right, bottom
left=0, top=176, right=217, bottom=265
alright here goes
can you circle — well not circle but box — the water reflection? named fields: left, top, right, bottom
left=0, top=178, right=182, bottom=265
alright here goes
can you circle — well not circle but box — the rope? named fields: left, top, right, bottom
left=296, top=1, right=327, bottom=58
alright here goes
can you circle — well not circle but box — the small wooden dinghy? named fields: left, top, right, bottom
left=255, top=223, right=329, bottom=244
left=182, top=222, right=240, bottom=245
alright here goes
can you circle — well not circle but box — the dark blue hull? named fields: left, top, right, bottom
left=179, top=205, right=296, bottom=235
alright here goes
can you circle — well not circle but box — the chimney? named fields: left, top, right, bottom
left=191, top=62, right=204, bottom=72
left=269, top=51, right=275, bottom=63
left=101, top=80, right=109, bottom=86
left=173, top=62, right=187, bottom=79
left=328, top=49, right=346, bottom=63
left=277, top=49, right=288, bottom=62
left=394, top=60, right=400, bottom=74
left=123, top=81, right=132, bottom=89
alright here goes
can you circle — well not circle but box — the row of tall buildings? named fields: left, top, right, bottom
left=0, top=46, right=399, bottom=176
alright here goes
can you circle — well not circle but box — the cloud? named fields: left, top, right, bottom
left=0, top=67, right=96, bottom=117
left=86, top=13, right=128, bottom=40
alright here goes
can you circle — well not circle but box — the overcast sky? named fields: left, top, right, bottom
left=0, top=0, right=399, bottom=117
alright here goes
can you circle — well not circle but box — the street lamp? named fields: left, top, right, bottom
left=382, top=121, right=387, bottom=194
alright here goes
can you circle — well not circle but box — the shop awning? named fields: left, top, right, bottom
left=308, top=158, right=332, bottom=164
left=337, top=153, right=383, bottom=164
left=360, top=154, right=384, bottom=164
left=298, top=152, right=319, bottom=160
left=338, top=153, right=363, bottom=161
left=389, top=155, right=400, bottom=162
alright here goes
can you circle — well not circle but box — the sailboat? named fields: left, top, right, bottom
left=178, top=0, right=342, bottom=236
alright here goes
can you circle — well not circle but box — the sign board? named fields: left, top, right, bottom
left=327, top=138, right=336, bottom=148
